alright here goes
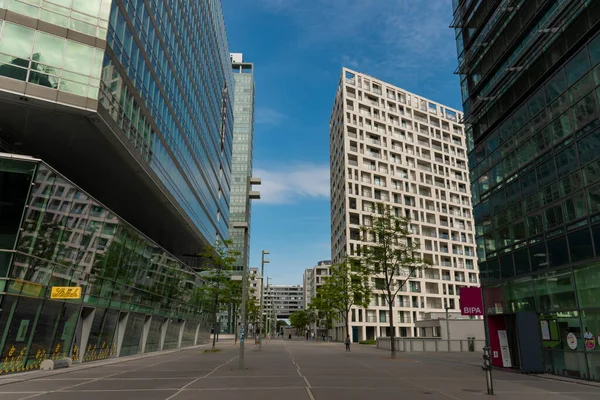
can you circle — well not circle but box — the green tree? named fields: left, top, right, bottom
left=197, top=239, right=239, bottom=350
left=308, top=296, right=333, bottom=334
left=289, top=310, right=309, bottom=335
left=276, top=319, right=289, bottom=334
left=314, top=260, right=370, bottom=341
left=360, top=203, right=430, bottom=359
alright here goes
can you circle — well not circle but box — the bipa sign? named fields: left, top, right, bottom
left=460, top=287, right=484, bottom=316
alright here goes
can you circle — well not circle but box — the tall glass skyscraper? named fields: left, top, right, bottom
left=453, top=0, right=600, bottom=381
left=228, top=53, right=259, bottom=272
left=0, top=0, right=234, bottom=373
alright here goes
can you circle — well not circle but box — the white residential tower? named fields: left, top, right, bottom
left=329, top=68, right=480, bottom=342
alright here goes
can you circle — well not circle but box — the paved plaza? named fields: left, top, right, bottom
left=0, top=338, right=598, bottom=399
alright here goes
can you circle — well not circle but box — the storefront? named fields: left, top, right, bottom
left=0, top=156, right=212, bottom=374
left=482, top=263, right=600, bottom=381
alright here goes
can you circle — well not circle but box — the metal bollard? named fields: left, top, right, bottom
left=482, top=346, right=494, bottom=395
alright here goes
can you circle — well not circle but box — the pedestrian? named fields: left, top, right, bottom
left=322, top=334, right=325, bottom=342
left=345, top=335, right=351, bottom=352
left=289, top=333, right=292, bottom=339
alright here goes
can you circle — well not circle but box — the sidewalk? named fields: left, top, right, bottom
left=0, top=339, right=598, bottom=399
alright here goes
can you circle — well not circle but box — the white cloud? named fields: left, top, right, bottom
left=258, top=0, right=457, bottom=85
left=255, top=106, right=286, bottom=125
left=254, top=164, right=330, bottom=204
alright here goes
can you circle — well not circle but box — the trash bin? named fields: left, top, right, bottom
left=468, top=337, right=475, bottom=352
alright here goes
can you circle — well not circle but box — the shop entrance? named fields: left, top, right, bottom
left=487, top=311, right=544, bottom=373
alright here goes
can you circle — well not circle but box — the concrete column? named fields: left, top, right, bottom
left=361, top=325, right=366, bottom=341
left=178, top=320, right=185, bottom=348
left=194, top=322, right=200, bottom=345
left=140, top=315, right=151, bottom=354
left=159, top=319, right=169, bottom=351
left=115, top=312, right=129, bottom=357
left=79, top=308, right=96, bottom=363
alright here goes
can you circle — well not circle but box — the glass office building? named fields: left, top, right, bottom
left=0, top=0, right=233, bottom=258
left=228, top=53, right=257, bottom=271
left=0, top=154, right=211, bottom=374
left=453, top=0, right=600, bottom=381
left=0, top=0, right=233, bottom=373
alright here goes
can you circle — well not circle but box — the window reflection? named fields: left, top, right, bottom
left=0, top=21, right=103, bottom=98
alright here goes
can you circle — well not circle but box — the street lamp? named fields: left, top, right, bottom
left=232, top=222, right=249, bottom=369
left=266, top=277, right=273, bottom=339
left=259, top=250, right=270, bottom=351
left=444, top=304, right=452, bottom=352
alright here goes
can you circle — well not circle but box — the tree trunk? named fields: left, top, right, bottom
left=388, top=293, right=396, bottom=359
left=345, top=314, right=350, bottom=343
left=212, top=292, right=219, bottom=351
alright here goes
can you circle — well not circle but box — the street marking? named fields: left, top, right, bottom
left=305, top=386, right=316, bottom=400
left=163, top=355, right=237, bottom=400
left=303, top=376, right=311, bottom=388
left=297, top=369, right=302, bottom=377
left=3, top=354, right=190, bottom=400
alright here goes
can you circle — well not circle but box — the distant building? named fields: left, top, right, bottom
left=264, top=285, right=304, bottom=319
left=303, top=260, right=332, bottom=309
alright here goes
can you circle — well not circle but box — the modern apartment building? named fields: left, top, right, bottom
left=228, top=53, right=260, bottom=271
left=303, top=260, right=332, bottom=309
left=249, top=267, right=262, bottom=303
left=330, top=68, right=480, bottom=342
left=0, top=0, right=233, bottom=372
left=264, top=285, right=304, bottom=319
left=452, top=0, right=600, bottom=380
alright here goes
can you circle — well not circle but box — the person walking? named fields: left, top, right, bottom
left=345, top=335, right=351, bottom=352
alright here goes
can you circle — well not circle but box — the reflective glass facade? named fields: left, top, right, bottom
left=453, top=0, right=600, bottom=381
left=0, top=0, right=233, bottom=250
left=101, top=0, right=233, bottom=241
left=229, top=59, right=255, bottom=270
left=0, top=155, right=211, bottom=374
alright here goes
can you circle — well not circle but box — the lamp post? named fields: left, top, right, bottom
left=259, top=250, right=270, bottom=351
left=266, top=277, right=272, bottom=339
left=232, top=222, right=249, bottom=369
left=444, top=305, right=452, bottom=351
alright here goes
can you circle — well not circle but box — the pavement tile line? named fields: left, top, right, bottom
left=283, top=341, right=316, bottom=400
left=3, top=355, right=189, bottom=400
left=356, top=358, right=464, bottom=400
left=163, top=354, right=238, bottom=400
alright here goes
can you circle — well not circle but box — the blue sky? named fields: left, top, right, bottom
left=222, top=0, right=462, bottom=284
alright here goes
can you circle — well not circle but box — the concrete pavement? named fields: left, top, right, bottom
left=0, top=337, right=598, bottom=399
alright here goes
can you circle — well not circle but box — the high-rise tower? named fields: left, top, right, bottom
left=330, top=68, right=480, bottom=341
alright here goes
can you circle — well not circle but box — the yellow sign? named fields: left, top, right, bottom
left=50, top=287, right=81, bottom=299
